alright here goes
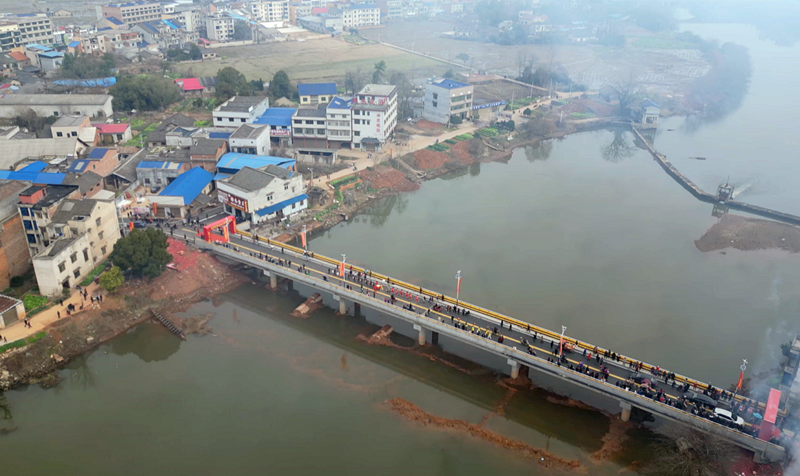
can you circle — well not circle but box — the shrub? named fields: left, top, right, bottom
left=23, top=294, right=47, bottom=312
left=99, top=266, right=125, bottom=293
left=444, top=139, right=457, bottom=144
left=449, top=115, right=463, bottom=125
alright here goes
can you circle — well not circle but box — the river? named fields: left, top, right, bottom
left=2, top=23, right=798, bottom=475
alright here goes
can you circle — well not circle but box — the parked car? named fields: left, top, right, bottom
left=713, top=408, right=745, bottom=428
left=132, top=221, right=147, bottom=229
left=629, top=372, right=658, bottom=388
left=683, top=391, right=718, bottom=409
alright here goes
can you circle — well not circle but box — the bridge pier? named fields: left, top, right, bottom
left=339, top=298, right=346, bottom=315
left=431, top=331, right=439, bottom=346
left=413, top=324, right=425, bottom=346
left=507, top=359, right=520, bottom=379
left=265, top=270, right=278, bottom=290
left=619, top=401, right=632, bottom=422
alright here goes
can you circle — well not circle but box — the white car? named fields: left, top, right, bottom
left=713, top=408, right=745, bottom=428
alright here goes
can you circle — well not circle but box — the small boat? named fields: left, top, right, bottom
left=688, top=156, right=707, bottom=161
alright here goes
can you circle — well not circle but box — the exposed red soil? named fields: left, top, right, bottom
left=415, top=120, right=445, bottom=130
left=591, top=417, right=632, bottom=463
left=450, top=140, right=476, bottom=164
left=413, top=149, right=449, bottom=169
left=385, top=398, right=585, bottom=472
left=358, top=166, right=419, bottom=192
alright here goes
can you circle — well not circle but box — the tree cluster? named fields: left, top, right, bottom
left=110, top=228, right=173, bottom=278
left=110, top=75, right=182, bottom=112
left=98, top=266, right=125, bottom=292
left=267, top=70, right=292, bottom=99
left=59, top=53, right=116, bottom=80
left=166, top=44, right=202, bottom=62
left=13, top=110, right=57, bottom=138
left=216, top=66, right=255, bottom=101
left=233, top=20, right=252, bottom=41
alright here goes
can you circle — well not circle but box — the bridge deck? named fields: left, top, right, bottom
left=181, top=227, right=785, bottom=462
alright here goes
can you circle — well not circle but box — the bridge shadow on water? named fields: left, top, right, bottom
left=221, top=275, right=660, bottom=463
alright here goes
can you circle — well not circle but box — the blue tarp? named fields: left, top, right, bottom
left=159, top=167, right=213, bottom=205
left=208, top=132, right=231, bottom=139
left=19, top=161, right=48, bottom=173
left=255, top=194, right=308, bottom=217
left=216, top=153, right=295, bottom=175
left=53, top=77, right=116, bottom=88
left=0, top=170, right=66, bottom=185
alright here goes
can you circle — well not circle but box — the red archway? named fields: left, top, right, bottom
left=202, top=215, right=237, bottom=243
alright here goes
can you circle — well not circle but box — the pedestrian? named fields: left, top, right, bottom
left=57, top=311, right=60, bottom=319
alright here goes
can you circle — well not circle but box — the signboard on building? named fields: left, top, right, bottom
left=270, top=129, right=291, bottom=137
left=218, top=189, right=249, bottom=212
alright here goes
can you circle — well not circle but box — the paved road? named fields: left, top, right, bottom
left=158, top=221, right=775, bottom=436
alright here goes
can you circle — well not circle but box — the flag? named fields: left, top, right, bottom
left=339, top=261, right=345, bottom=277
left=736, top=369, right=744, bottom=391
left=456, top=270, right=461, bottom=294
left=300, top=226, right=307, bottom=248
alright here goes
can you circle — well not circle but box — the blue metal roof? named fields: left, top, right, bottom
left=25, top=44, right=51, bottom=51
left=216, top=153, right=295, bottom=175
left=108, top=17, right=124, bottom=25
left=68, top=159, right=92, bottom=173
left=208, top=132, right=231, bottom=139
left=39, top=51, right=64, bottom=58
left=254, top=108, right=296, bottom=127
left=327, top=96, right=352, bottom=110
left=87, top=148, right=111, bottom=159
left=68, top=41, right=81, bottom=47
left=213, top=173, right=231, bottom=181
left=159, top=167, right=213, bottom=204
left=0, top=170, right=66, bottom=184
left=432, top=78, right=470, bottom=90
left=298, top=83, right=337, bottom=97
left=255, top=194, right=308, bottom=217
left=19, top=161, right=48, bottom=173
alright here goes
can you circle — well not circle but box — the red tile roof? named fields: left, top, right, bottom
left=8, top=51, right=28, bottom=61
left=175, top=78, right=204, bottom=91
left=93, top=123, right=130, bottom=134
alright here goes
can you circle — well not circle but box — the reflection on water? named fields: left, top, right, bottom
left=524, top=141, right=553, bottom=163
left=601, top=129, right=637, bottom=163
left=109, top=322, right=181, bottom=363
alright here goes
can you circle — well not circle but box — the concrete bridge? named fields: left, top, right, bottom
left=187, top=229, right=786, bottom=463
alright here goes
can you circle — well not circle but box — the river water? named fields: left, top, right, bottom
left=2, top=23, right=798, bottom=475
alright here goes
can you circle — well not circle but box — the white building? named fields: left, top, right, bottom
left=204, top=13, right=235, bottom=41
left=217, top=164, right=307, bottom=225
left=31, top=197, right=121, bottom=296
left=229, top=124, right=271, bottom=155
left=5, top=13, right=54, bottom=47
left=291, top=105, right=327, bottom=149
left=326, top=96, right=353, bottom=148
left=341, top=3, right=381, bottom=28
left=213, top=96, right=270, bottom=127
left=0, top=94, right=113, bottom=119
left=250, top=0, right=289, bottom=23
left=422, top=78, right=473, bottom=124
left=351, top=84, right=397, bottom=150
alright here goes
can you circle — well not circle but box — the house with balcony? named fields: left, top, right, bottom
left=422, top=78, right=473, bottom=124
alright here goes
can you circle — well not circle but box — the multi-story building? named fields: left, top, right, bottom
left=31, top=195, right=120, bottom=296
left=5, top=13, right=53, bottom=47
left=133, top=20, right=197, bottom=48
left=341, top=3, right=380, bottom=28
left=250, top=0, right=289, bottom=23
left=291, top=105, right=327, bottom=149
left=204, top=13, right=235, bottom=41
left=298, top=83, right=337, bottom=105
left=17, top=185, right=82, bottom=257
left=213, top=96, right=270, bottom=127
left=0, top=181, right=36, bottom=291
left=217, top=163, right=306, bottom=225
left=422, top=78, right=473, bottom=124
left=0, top=22, right=21, bottom=52
left=351, top=84, right=397, bottom=150
left=326, top=96, right=353, bottom=149
left=173, top=6, right=202, bottom=32
left=376, top=0, right=404, bottom=20
left=98, top=2, right=162, bottom=28
left=229, top=124, right=271, bottom=155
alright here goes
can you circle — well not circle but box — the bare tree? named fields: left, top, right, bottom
left=615, top=75, right=641, bottom=115
left=642, top=427, right=737, bottom=476
left=345, top=68, right=368, bottom=95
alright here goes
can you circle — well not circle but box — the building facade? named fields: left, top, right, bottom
left=291, top=106, right=327, bottom=149
left=351, top=84, right=397, bottom=150
left=204, top=13, right=235, bottom=41
left=298, top=82, right=337, bottom=105
left=0, top=94, right=113, bottom=119
left=229, top=124, right=271, bottom=155
left=213, top=96, right=270, bottom=127
left=217, top=164, right=306, bottom=225
left=326, top=96, right=353, bottom=149
left=422, top=78, right=473, bottom=124
left=250, top=0, right=289, bottom=23
left=6, top=13, right=53, bottom=47
left=99, top=2, right=162, bottom=27
left=341, top=3, right=381, bottom=28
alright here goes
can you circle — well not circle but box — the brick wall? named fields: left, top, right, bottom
left=0, top=214, right=31, bottom=288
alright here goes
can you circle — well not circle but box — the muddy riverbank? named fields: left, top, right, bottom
left=696, top=214, right=800, bottom=253
left=0, top=239, right=249, bottom=390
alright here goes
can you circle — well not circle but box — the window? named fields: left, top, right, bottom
left=73, top=268, right=81, bottom=278
left=27, top=234, right=36, bottom=244
left=292, top=202, right=296, bottom=209
left=56, top=131, right=63, bottom=137
left=20, top=208, right=29, bottom=216
left=144, top=178, right=150, bottom=184
left=228, top=118, right=234, bottom=122
left=317, top=129, right=325, bottom=135
left=23, top=220, right=33, bottom=230
left=432, top=101, right=438, bottom=108
left=71, top=131, right=77, bottom=137
left=58, top=261, right=66, bottom=273
left=354, top=119, right=360, bottom=124
left=70, top=252, right=77, bottom=263
left=305, top=120, right=313, bottom=125
left=98, top=231, right=104, bottom=240
left=284, top=184, right=288, bottom=190
left=101, top=245, right=107, bottom=255
left=241, top=118, right=246, bottom=122
left=95, top=217, right=101, bottom=226
left=316, top=120, right=324, bottom=125
left=266, top=193, right=273, bottom=201
left=354, top=131, right=360, bottom=136
left=83, top=248, right=89, bottom=262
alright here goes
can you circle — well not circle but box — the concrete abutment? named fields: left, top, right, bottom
left=413, top=324, right=425, bottom=346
